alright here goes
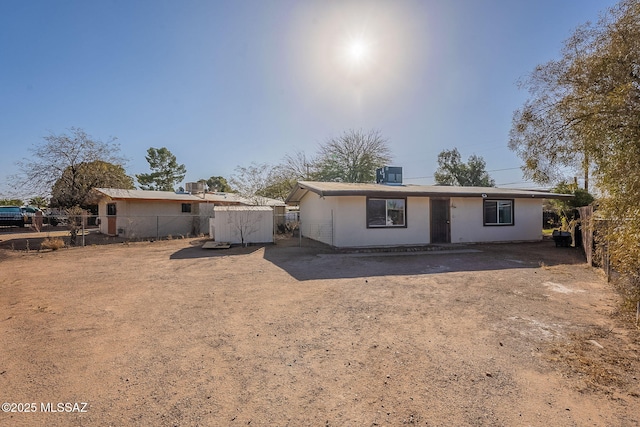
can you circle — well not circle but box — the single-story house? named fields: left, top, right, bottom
left=285, top=181, right=571, bottom=248
left=93, top=188, right=285, bottom=239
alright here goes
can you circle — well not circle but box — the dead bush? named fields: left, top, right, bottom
left=41, top=237, right=65, bottom=251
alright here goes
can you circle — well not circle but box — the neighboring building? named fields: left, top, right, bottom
left=93, top=188, right=285, bottom=239
left=285, top=180, right=571, bottom=248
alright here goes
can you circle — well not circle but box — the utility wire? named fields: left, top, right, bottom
left=404, top=167, right=522, bottom=181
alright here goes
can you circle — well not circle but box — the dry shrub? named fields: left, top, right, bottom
left=544, top=326, right=640, bottom=394
left=41, top=237, right=65, bottom=251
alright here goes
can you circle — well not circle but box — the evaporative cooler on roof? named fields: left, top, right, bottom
left=376, top=166, right=403, bottom=185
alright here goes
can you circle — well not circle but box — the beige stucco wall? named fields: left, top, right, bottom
left=332, top=196, right=430, bottom=247
left=299, top=193, right=543, bottom=247
left=449, top=197, right=542, bottom=243
left=199, top=203, right=216, bottom=235
left=299, top=193, right=430, bottom=247
left=98, top=199, right=198, bottom=238
left=299, top=193, right=337, bottom=245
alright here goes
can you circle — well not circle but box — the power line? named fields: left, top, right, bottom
left=404, top=167, right=522, bottom=181
left=487, top=167, right=522, bottom=173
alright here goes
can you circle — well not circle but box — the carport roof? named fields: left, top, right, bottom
left=285, top=181, right=573, bottom=204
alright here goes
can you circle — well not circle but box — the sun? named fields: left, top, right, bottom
left=347, top=38, right=371, bottom=65
left=339, top=33, right=376, bottom=78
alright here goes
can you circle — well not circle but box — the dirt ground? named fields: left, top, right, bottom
left=0, top=235, right=639, bottom=426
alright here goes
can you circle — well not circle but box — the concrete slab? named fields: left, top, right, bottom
left=202, top=241, right=231, bottom=249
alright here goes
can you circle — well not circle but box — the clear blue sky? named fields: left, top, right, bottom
left=0, top=0, right=618, bottom=199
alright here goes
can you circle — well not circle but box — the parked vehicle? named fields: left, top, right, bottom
left=20, top=206, right=42, bottom=224
left=0, top=206, right=25, bottom=227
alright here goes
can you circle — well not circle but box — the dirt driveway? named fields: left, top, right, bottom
left=1, top=239, right=638, bottom=426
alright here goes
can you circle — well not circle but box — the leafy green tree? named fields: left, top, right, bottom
left=547, top=181, right=595, bottom=223
left=50, top=160, right=134, bottom=208
left=315, top=129, right=392, bottom=182
left=551, top=181, right=594, bottom=210
left=0, top=198, right=23, bottom=206
left=434, top=148, right=495, bottom=187
left=262, top=168, right=296, bottom=201
left=28, top=196, right=48, bottom=208
left=509, top=0, right=640, bottom=283
left=16, top=127, right=127, bottom=201
left=204, top=176, right=232, bottom=192
left=136, top=147, right=186, bottom=191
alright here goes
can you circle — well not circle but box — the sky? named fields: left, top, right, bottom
left=0, top=0, right=620, bottom=199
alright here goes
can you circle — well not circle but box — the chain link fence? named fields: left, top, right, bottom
left=3, top=209, right=335, bottom=249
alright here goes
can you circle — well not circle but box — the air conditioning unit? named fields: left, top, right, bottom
left=376, top=166, right=403, bottom=185
left=185, top=182, right=206, bottom=194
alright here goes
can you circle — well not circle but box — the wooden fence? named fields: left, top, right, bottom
left=578, top=205, right=611, bottom=281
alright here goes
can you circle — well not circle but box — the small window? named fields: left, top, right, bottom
left=107, top=203, right=116, bottom=216
left=483, top=200, right=513, bottom=226
left=367, top=198, right=406, bottom=228
left=181, top=203, right=192, bottom=213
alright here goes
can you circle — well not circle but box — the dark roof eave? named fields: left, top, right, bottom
left=284, top=182, right=574, bottom=203
left=309, top=189, right=572, bottom=199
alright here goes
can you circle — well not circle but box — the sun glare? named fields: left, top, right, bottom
left=293, top=1, right=413, bottom=101
left=340, top=33, right=376, bottom=78
left=347, top=38, right=370, bottom=64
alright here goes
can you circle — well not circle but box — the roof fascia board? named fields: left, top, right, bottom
left=316, top=189, right=569, bottom=199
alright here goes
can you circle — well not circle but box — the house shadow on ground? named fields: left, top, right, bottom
left=260, top=238, right=588, bottom=281
left=168, top=235, right=320, bottom=260
left=169, top=241, right=264, bottom=259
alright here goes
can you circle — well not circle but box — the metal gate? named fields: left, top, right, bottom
left=430, top=198, right=450, bottom=244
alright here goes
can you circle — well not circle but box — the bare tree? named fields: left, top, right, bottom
left=229, top=162, right=272, bottom=205
left=225, top=207, right=266, bottom=247
left=315, top=129, right=392, bottom=182
left=281, top=149, right=318, bottom=181
left=15, top=127, right=127, bottom=203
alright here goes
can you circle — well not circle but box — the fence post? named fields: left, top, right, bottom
left=82, top=213, right=85, bottom=247
left=604, top=244, right=611, bottom=282
left=331, top=209, right=334, bottom=247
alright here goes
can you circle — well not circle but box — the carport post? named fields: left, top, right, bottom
left=156, top=216, right=159, bottom=241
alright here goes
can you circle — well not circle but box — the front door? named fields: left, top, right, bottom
left=107, top=203, right=117, bottom=236
left=430, top=198, right=450, bottom=244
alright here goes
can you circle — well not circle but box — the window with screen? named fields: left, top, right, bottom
left=367, top=198, right=406, bottom=228
left=483, top=200, right=513, bottom=225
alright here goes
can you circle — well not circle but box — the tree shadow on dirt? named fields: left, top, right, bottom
left=262, top=240, right=588, bottom=281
